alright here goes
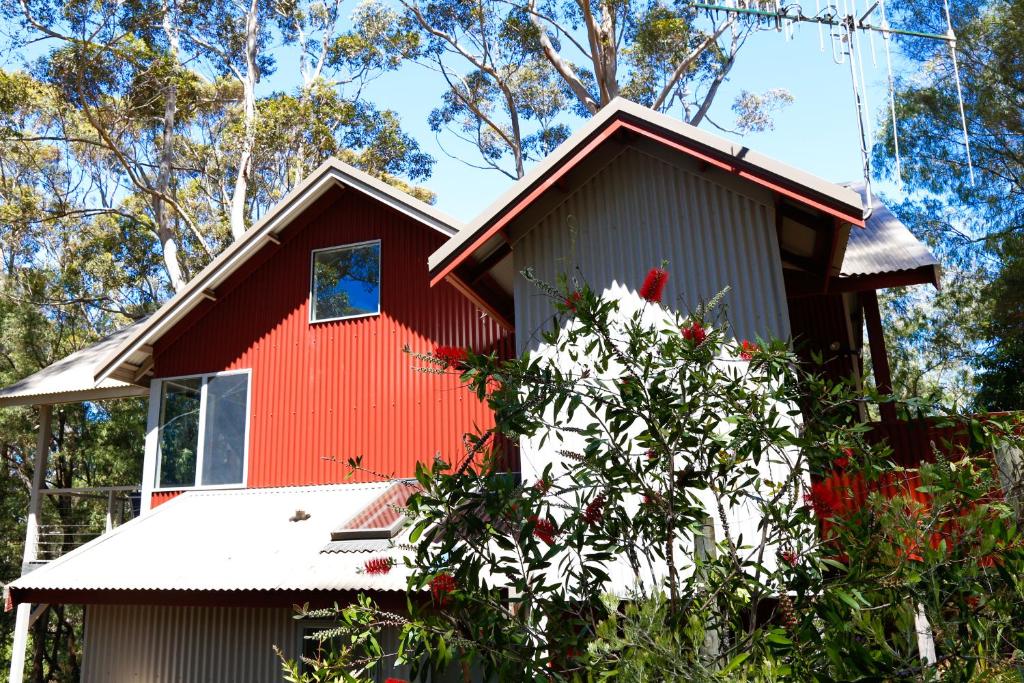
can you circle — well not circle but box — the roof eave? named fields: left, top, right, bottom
left=95, top=161, right=459, bottom=383
left=0, top=384, right=149, bottom=408
left=428, top=99, right=865, bottom=286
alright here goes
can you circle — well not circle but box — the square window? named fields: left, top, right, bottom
left=156, top=371, right=250, bottom=489
left=310, top=241, right=381, bottom=323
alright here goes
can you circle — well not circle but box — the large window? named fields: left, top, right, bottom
left=310, top=240, right=381, bottom=323
left=156, top=371, right=250, bottom=490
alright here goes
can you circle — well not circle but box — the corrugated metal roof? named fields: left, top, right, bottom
left=0, top=319, right=151, bottom=407
left=840, top=183, right=940, bottom=281
left=5, top=483, right=418, bottom=596
left=428, top=97, right=867, bottom=277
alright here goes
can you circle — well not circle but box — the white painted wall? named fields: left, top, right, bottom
left=508, top=144, right=799, bottom=585
left=512, top=144, right=790, bottom=356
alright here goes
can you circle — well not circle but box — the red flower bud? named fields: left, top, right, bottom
left=434, top=346, right=468, bottom=367
left=430, top=572, right=457, bottom=604
left=584, top=495, right=605, bottom=526
left=740, top=339, right=760, bottom=360
left=681, top=322, right=707, bottom=345
left=780, top=550, right=799, bottom=566
left=364, top=557, right=392, bottom=575
left=639, top=267, right=669, bottom=303
left=530, top=515, right=558, bottom=544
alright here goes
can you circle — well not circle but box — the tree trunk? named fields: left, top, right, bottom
left=158, top=0, right=187, bottom=291
left=229, top=0, right=261, bottom=240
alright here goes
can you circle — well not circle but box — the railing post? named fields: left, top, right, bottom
left=9, top=403, right=52, bottom=683
left=106, top=489, right=115, bottom=533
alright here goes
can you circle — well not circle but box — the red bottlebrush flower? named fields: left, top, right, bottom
left=681, top=322, right=707, bottom=345
left=530, top=515, right=558, bottom=544
left=979, top=554, right=996, bottom=568
left=434, top=345, right=468, bottom=367
left=740, top=339, right=760, bottom=360
left=834, top=447, right=854, bottom=470
left=584, top=495, right=605, bottom=526
left=385, top=679, right=409, bottom=683
left=638, top=267, right=669, bottom=303
left=430, top=572, right=457, bottom=603
left=364, top=557, right=392, bottom=575
left=534, top=478, right=551, bottom=493
left=564, top=290, right=582, bottom=312
left=965, top=595, right=980, bottom=609
left=646, top=448, right=657, bottom=461
left=780, top=550, right=799, bottom=566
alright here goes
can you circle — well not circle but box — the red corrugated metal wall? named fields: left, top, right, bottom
left=151, top=187, right=512, bottom=494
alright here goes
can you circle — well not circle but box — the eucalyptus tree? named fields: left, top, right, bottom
left=3, top=0, right=432, bottom=292
left=872, top=0, right=1024, bottom=408
left=398, top=0, right=783, bottom=178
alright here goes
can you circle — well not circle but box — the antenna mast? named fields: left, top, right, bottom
left=692, top=0, right=976, bottom=218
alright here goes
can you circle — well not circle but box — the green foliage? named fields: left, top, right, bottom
left=294, top=272, right=1024, bottom=680
left=873, top=0, right=1024, bottom=410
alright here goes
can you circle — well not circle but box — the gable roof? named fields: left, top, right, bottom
left=0, top=320, right=150, bottom=407
left=4, top=482, right=419, bottom=606
left=838, top=183, right=941, bottom=288
left=93, top=159, right=461, bottom=384
left=428, top=97, right=866, bottom=286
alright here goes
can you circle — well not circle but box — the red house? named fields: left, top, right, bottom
left=3, top=100, right=945, bottom=682
left=2, top=161, right=510, bottom=681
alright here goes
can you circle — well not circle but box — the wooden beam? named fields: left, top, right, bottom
left=200, top=289, right=216, bottom=302
left=132, top=358, right=155, bottom=383
left=861, top=290, right=897, bottom=422
left=466, top=242, right=512, bottom=285
left=784, top=266, right=940, bottom=299
left=446, top=273, right=514, bottom=331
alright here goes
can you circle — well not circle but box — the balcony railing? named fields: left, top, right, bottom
left=34, top=486, right=140, bottom=561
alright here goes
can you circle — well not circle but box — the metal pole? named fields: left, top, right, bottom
left=843, top=18, right=874, bottom=217
left=9, top=404, right=52, bottom=683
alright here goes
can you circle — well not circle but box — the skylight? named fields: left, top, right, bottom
left=330, top=482, right=419, bottom=541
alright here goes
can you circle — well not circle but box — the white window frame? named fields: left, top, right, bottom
left=309, top=239, right=382, bottom=324
left=145, top=368, right=252, bottom=496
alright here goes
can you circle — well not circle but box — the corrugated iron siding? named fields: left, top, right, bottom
left=512, top=145, right=790, bottom=352
left=82, top=604, right=296, bottom=682
left=153, top=190, right=510, bottom=489
left=83, top=604, right=465, bottom=682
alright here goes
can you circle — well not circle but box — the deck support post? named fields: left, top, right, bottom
left=9, top=403, right=52, bottom=683
left=861, top=290, right=898, bottom=422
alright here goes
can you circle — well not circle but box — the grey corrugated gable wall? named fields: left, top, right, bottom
left=511, top=145, right=791, bottom=353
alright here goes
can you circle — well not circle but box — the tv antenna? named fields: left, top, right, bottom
left=693, top=0, right=975, bottom=218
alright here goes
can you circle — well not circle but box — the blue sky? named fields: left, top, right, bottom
left=347, top=19, right=914, bottom=220
left=4, top=7, right=920, bottom=221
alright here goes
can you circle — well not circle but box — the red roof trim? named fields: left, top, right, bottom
left=617, top=121, right=866, bottom=228
left=430, top=117, right=865, bottom=288
left=430, top=121, right=621, bottom=287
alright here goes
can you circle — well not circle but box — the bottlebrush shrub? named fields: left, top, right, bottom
left=289, top=270, right=1024, bottom=682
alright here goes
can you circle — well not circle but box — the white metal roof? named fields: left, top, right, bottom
left=0, top=320, right=150, bottom=407
left=840, top=183, right=941, bottom=283
left=5, top=483, right=418, bottom=599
